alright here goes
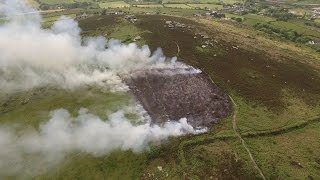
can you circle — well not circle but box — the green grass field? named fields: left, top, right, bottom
left=0, top=88, right=132, bottom=128
left=292, top=0, right=320, bottom=5
left=164, top=4, right=193, bottom=9
left=270, top=20, right=320, bottom=39
left=289, top=8, right=311, bottom=16
left=234, top=91, right=320, bottom=133
left=0, top=87, right=143, bottom=179
left=78, top=15, right=146, bottom=45
left=245, top=121, right=320, bottom=179
left=136, top=4, right=164, bottom=8
left=224, top=13, right=320, bottom=40
left=39, top=0, right=75, bottom=5
left=126, top=3, right=224, bottom=10
left=242, top=14, right=275, bottom=26
left=225, top=13, right=244, bottom=20
left=187, top=3, right=224, bottom=9
left=99, top=1, right=130, bottom=8
left=42, top=14, right=77, bottom=27
left=265, top=0, right=320, bottom=5
left=37, top=150, right=148, bottom=179
left=119, top=6, right=206, bottom=16
left=38, top=0, right=93, bottom=5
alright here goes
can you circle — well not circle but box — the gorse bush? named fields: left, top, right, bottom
left=254, top=22, right=311, bottom=43
left=264, top=7, right=296, bottom=21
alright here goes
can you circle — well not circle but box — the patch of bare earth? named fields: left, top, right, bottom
left=125, top=69, right=232, bottom=128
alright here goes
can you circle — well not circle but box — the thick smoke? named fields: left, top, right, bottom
left=0, top=108, right=205, bottom=177
left=0, top=0, right=206, bottom=177
left=0, top=0, right=195, bottom=93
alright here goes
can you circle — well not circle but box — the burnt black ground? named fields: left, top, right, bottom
left=125, top=70, right=232, bottom=127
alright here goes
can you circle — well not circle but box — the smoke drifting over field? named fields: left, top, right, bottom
left=0, top=108, right=205, bottom=177
left=0, top=0, right=194, bottom=93
left=0, top=0, right=206, bottom=177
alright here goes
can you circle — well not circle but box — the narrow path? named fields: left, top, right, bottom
left=229, top=95, right=266, bottom=180
left=178, top=77, right=320, bottom=178
left=175, top=42, right=180, bottom=57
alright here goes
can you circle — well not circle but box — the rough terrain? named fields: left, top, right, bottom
left=126, top=68, right=232, bottom=127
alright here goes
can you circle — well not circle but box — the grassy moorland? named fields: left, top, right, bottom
left=0, top=87, right=132, bottom=128
left=135, top=14, right=320, bottom=179
left=39, top=0, right=74, bottom=5
left=7, top=1, right=320, bottom=178
left=187, top=3, right=224, bottom=10
left=6, top=14, right=315, bottom=179
left=99, top=1, right=130, bottom=8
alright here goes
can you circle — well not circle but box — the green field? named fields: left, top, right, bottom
left=292, top=0, right=320, bottom=5
left=245, top=121, right=320, bottom=179
left=0, top=88, right=132, bottom=127
left=40, top=9, right=82, bottom=27
left=164, top=4, right=193, bottom=9
left=187, top=3, right=224, bottom=9
left=38, top=0, right=93, bottom=5
left=99, top=1, right=130, bottom=8
left=270, top=20, right=320, bottom=39
left=264, top=0, right=320, bottom=5
left=242, top=14, right=275, bottom=26
left=136, top=4, right=164, bottom=8
left=289, top=8, right=311, bottom=16
left=224, top=13, right=320, bottom=40
left=129, top=3, right=224, bottom=10
left=226, top=13, right=245, bottom=20
left=118, top=6, right=206, bottom=16
left=39, top=0, right=75, bottom=5
left=42, top=14, right=77, bottom=27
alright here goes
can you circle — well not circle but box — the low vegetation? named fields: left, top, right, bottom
left=10, top=0, right=320, bottom=179
left=99, top=1, right=130, bottom=9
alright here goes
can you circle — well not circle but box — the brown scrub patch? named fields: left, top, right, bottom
left=78, top=15, right=119, bottom=32
left=125, top=69, right=232, bottom=127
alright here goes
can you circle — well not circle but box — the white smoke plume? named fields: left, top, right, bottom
left=0, top=0, right=199, bottom=93
left=0, top=108, right=206, bottom=177
left=0, top=0, right=206, bottom=178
